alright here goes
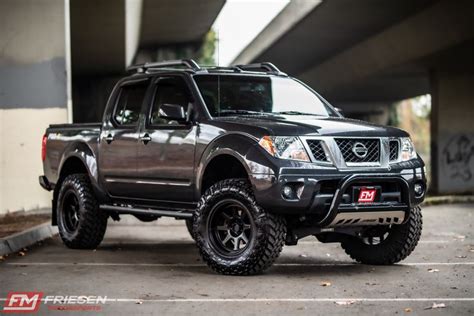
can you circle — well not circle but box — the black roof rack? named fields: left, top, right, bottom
left=126, top=59, right=286, bottom=76
left=127, top=59, right=201, bottom=73
left=233, top=62, right=286, bottom=75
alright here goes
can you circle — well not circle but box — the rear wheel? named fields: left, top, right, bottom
left=341, top=206, right=422, bottom=265
left=194, top=179, right=286, bottom=275
left=57, top=174, right=108, bottom=249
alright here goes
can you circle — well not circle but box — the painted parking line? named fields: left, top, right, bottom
left=99, top=239, right=458, bottom=246
left=91, top=297, right=474, bottom=303
left=0, top=297, right=473, bottom=303
left=298, top=240, right=456, bottom=244
left=3, top=261, right=474, bottom=267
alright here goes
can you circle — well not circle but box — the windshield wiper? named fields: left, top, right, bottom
left=218, top=110, right=268, bottom=116
left=271, top=111, right=323, bottom=116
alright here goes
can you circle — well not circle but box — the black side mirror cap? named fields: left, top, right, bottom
left=160, top=103, right=186, bottom=121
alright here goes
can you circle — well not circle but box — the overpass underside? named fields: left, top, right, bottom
left=233, top=0, right=474, bottom=194
left=0, top=0, right=224, bottom=214
left=70, top=0, right=224, bottom=123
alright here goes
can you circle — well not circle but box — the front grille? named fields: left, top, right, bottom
left=335, top=138, right=380, bottom=163
left=306, top=140, right=329, bottom=162
left=389, top=140, right=399, bottom=161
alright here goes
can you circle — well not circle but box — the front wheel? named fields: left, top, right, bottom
left=57, top=174, right=108, bottom=249
left=193, top=179, right=286, bottom=275
left=341, top=206, right=422, bottom=265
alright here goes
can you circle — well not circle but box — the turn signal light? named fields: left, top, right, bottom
left=258, top=136, right=276, bottom=156
left=41, top=134, right=47, bottom=161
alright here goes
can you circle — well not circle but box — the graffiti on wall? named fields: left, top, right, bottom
left=442, top=134, right=474, bottom=181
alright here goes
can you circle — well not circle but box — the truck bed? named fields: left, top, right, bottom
left=43, top=123, right=102, bottom=186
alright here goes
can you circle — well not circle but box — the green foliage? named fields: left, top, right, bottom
left=198, top=29, right=217, bottom=66
left=394, top=95, right=432, bottom=184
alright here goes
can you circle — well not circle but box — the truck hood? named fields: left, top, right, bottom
left=212, top=115, right=409, bottom=138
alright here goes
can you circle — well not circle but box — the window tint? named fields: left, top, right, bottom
left=150, top=77, right=191, bottom=125
left=196, top=76, right=272, bottom=114
left=194, top=75, right=335, bottom=117
left=114, top=82, right=148, bottom=125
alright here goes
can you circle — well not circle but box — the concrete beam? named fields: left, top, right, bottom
left=70, top=0, right=126, bottom=76
left=232, top=0, right=320, bottom=65
left=430, top=71, right=474, bottom=194
left=327, top=67, right=429, bottom=103
left=232, top=0, right=435, bottom=75
left=0, top=0, right=67, bottom=108
left=126, top=0, right=143, bottom=67
left=139, top=0, right=225, bottom=48
left=0, top=0, right=68, bottom=214
left=300, top=0, right=474, bottom=95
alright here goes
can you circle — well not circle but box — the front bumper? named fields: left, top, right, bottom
left=250, top=161, right=426, bottom=227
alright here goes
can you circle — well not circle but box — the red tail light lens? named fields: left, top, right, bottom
left=41, top=134, right=47, bottom=161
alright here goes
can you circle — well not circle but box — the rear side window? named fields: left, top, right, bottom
left=113, top=82, right=148, bottom=126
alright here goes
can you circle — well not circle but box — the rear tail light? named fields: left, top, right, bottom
left=41, top=134, right=47, bottom=161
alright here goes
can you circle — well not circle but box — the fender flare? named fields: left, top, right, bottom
left=56, top=141, right=108, bottom=202
left=195, top=133, right=276, bottom=199
left=58, top=142, right=97, bottom=181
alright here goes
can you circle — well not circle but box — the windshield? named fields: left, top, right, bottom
left=193, top=75, right=337, bottom=117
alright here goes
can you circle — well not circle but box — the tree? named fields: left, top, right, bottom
left=198, top=29, right=217, bottom=66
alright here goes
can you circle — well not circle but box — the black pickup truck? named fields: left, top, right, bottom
left=40, top=59, right=426, bottom=275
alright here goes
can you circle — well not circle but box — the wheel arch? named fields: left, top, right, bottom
left=196, top=133, right=276, bottom=199
left=57, top=142, right=98, bottom=182
left=53, top=142, right=107, bottom=224
left=200, top=153, right=249, bottom=195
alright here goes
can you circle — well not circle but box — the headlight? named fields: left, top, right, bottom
left=400, top=137, right=417, bottom=161
left=259, top=136, right=310, bottom=162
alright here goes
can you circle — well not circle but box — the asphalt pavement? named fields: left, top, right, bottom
left=1, top=203, right=473, bottom=315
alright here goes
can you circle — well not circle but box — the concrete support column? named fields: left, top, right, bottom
left=0, top=0, right=69, bottom=214
left=69, top=0, right=127, bottom=123
left=430, top=71, right=474, bottom=194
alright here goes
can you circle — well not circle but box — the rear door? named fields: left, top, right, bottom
left=99, top=78, right=150, bottom=198
left=135, top=75, right=197, bottom=203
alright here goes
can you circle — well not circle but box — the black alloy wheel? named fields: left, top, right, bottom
left=207, top=199, right=255, bottom=257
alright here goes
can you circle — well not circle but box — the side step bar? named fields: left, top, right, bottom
left=99, top=204, right=193, bottom=219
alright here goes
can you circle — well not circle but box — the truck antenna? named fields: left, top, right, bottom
left=217, top=28, right=220, bottom=67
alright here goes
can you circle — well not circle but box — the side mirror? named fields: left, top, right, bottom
left=334, top=107, right=344, bottom=117
left=160, top=103, right=186, bottom=121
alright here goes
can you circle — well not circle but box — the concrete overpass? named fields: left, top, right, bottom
left=233, top=0, right=474, bottom=194
left=70, top=0, right=224, bottom=76
left=71, top=0, right=225, bottom=122
left=0, top=0, right=224, bottom=214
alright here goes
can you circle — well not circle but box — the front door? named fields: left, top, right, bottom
left=136, top=76, right=197, bottom=203
left=99, top=78, right=150, bottom=198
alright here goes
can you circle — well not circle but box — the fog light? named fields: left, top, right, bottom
left=414, top=182, right=425, bottom=197
left=282, top=185, right=294, bottom=199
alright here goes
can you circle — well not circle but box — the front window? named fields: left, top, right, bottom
left=150, top=77, right=191, bottom=125
left=193, top=74, right=336, bottom=117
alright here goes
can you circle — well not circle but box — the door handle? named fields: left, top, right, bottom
left=105, top=134, right=114, bottom=144
left=140, top=133, right=152, bottom=145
